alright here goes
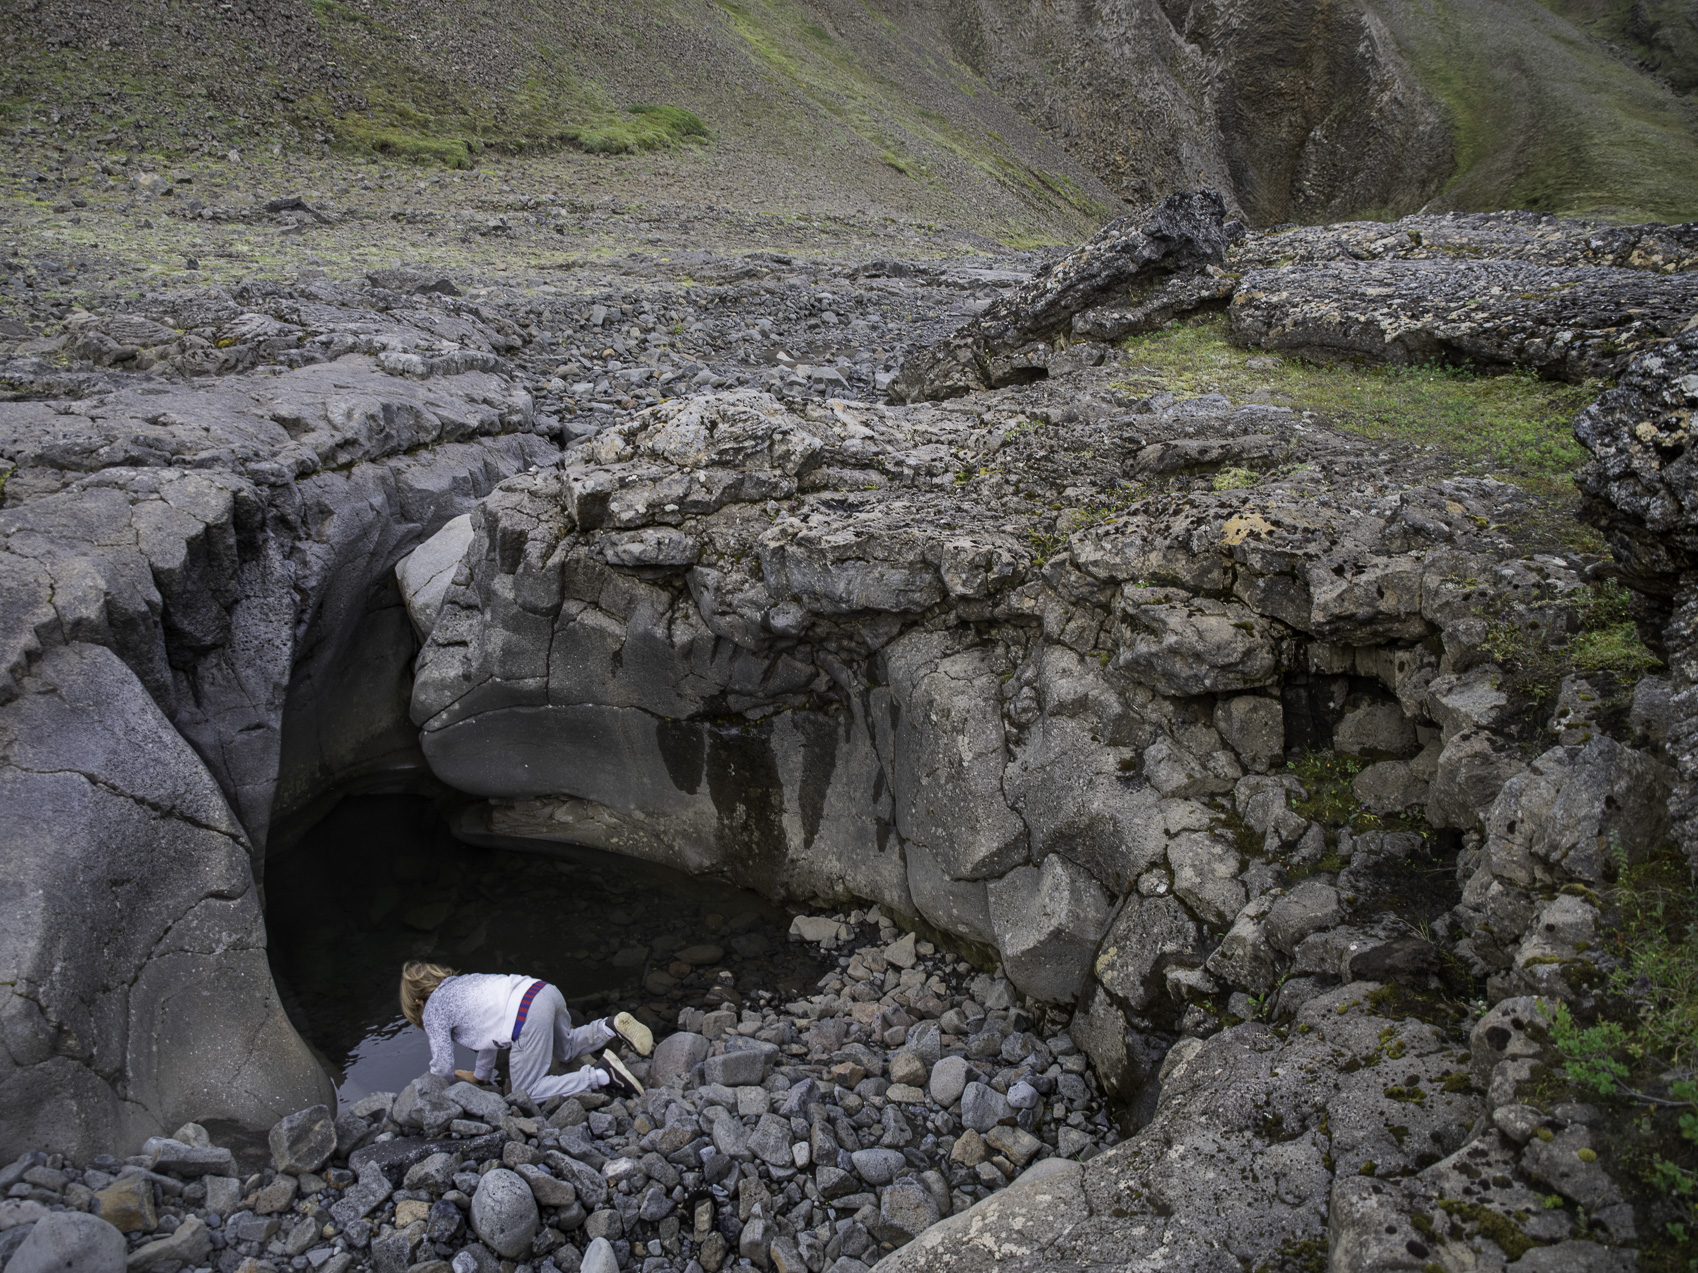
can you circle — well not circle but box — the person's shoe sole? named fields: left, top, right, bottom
left=612, top=1011, right=654, bottom=1057
left=601, top=1049, right=645, bottom=1098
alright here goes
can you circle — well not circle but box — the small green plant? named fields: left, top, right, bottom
left=1212, top=466, right=1259, bottom=492
left=1476, top=578, right=1661, bottom=701
left=1545, top=1001, right=1632, bottom=1095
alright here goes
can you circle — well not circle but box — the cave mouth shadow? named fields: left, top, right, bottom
left=263, top=793, right=825, bottom=1106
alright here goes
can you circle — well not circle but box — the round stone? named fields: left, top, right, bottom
left=470, top=1168, right=540, bottom=1259
left=5, top=1212, right=126, bottom=1273
left=676, top=943, right=726, bottom=966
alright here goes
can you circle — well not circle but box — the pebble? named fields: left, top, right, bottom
left=0, top=910, right=1116, bottom=1273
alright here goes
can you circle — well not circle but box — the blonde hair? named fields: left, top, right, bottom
left=399, top=961, right=457, bottom=1027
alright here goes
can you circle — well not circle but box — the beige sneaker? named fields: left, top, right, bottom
left=611, top=1011, right=654, bottom=1056
left=600, top=1049, right=645, bottom=1098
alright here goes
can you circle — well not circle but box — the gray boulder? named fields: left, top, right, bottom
left=650, top=1031, right=710, bottom=1086
left=396, top=513, right=474, bottom=640
left=1165, top=832, right=1245, bottom=927
left=873, top=1179, right=942, bottom=1246
left=269, top=1104, right=336, bottom=1175
left=2, top=1212, right=125, bottom=1273
left=958, top=1083, right=1014, bottom=1134
left=986, top=855, right=1111, bottom=1003
left=471, top=1168, right=540, bottom=1259
left=927, top=1056, right=974, bottom=1108
left=1263, top=880, right=1342, bottom=956
left=851, top=1148, right=907, bottom=1186
left=890, top=192, right=1231, bottom=402
left=580, top=1237, right=619, bottom=1273
left=1093, top=894, right=1199, bottom=1011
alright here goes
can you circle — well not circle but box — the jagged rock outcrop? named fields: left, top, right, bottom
left=1230, top=258, right=1698, bottom=380
left=0, top=352, right=557, bottom=1159
left=1574, top=328, right=1698, bottom=872
left=878, top=983, right=1637, bottom=1273
left=412, top=372, right=1567, bottom=1022
left=889, top=192, right=1233, bottom=402
left=1229, top=209, right=1698, bottom=273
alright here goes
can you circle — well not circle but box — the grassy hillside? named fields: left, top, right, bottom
left=1538, top=0, right=1698, bottom=93
left=1383, top=0, right=1698, bottom=222
left=0, top=0, right=1120, bottom=242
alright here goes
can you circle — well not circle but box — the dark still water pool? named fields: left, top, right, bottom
left=265, top=795, right=829, bottom=1108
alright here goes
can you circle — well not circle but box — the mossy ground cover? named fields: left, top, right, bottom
left=1114, top=314, right=1600, bottom=493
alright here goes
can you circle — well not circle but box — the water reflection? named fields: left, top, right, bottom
left=265, top=794, right=826, bottom=1107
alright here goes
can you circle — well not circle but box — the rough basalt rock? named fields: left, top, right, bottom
left=1229, top=209, right=1698, bottom=274
left=413, top=372, right=1563, bottom=1017
left=1230, top=257, right=1698, bottom=381
left=0, top=351, right=556, bottom=1159
left=1573, top=329, right=1698, bottom=872
left=888, top=192, right=1233, bottom=402
left=876, top=984, right=1481, bottom=1273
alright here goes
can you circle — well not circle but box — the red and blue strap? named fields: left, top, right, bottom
left=511, top=980, right=548, bottom=1042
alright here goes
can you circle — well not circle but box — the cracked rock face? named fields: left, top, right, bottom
left=1573, top=329, right=1698, bottom=874
left=1230, top=257, right=1698, bottom=381
left=878, top=983, right=1480, bottom=1273
left=412, top=375, right=1559, bottom=1013
left=0, top=353, right=557, bottom=1159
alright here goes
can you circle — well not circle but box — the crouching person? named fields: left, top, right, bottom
left=399, top=961, right=650, bottom=1099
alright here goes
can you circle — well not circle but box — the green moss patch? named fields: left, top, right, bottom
left=1116, top=314, right=1599, bottom=491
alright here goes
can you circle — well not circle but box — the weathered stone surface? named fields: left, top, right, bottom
left=1165, top=832, right=1244, bottom=927
left=471, top=1169, right=540, bottom=1259
left=1262, top=880, right=1342, bottom=956
left=270, top=1104, right=336, bottom=1175
left=890, top=193, right=1231, bottom=402
left=397, top=513, right=475, bottom=640
left=0, top=352, right=552, bottom=1158
left=3, top=1211, right=126, bottom=1273
left=986, top=856, right=1111, bottom=1003
left=128, top=1217, right=212, bottom=1271
left=650, top=1031, right=710, bottom=1086
left=1232, top=257, right=1698, bottom=381
left=878, top=986, right=1480, bottom=1273
left=1092, top=894, right=1199, bottom=1011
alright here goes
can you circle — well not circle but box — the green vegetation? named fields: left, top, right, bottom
left=1286, top=750, right=1377, bottom=832
left=1539, top=844, right=1698, bottom=1267
left=1394, top=0, right=1698, bottom=222
left=709, top=0, right=1107, bottom=233
left=1536, top=1, right=1698, bottom=96
left=299, top=4, right=707, bottom=164
left=1479, top=579, right=1662, bottom=703
left=1211, top=466, right=1259, bottom=492
left=1116, top=315, right=1599, bottom=491
left=1435, top=1199, right=1541, bottom=1260
left=566, top=106, right=708, bottom=156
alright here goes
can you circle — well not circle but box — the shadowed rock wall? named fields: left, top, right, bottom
left=0, top=336, right=557, bottom=1159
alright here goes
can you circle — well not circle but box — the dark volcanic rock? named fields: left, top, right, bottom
left=1230, top=257, right=1698, bottom=381
left=890, top=192, right=1232, bottom=402
left=1575, top=328, right=1698, bottom=592
left=1574, top=328, right=1698, bottom=875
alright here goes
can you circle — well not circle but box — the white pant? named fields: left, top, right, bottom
left=509, top=985, right=615, bottom=1101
